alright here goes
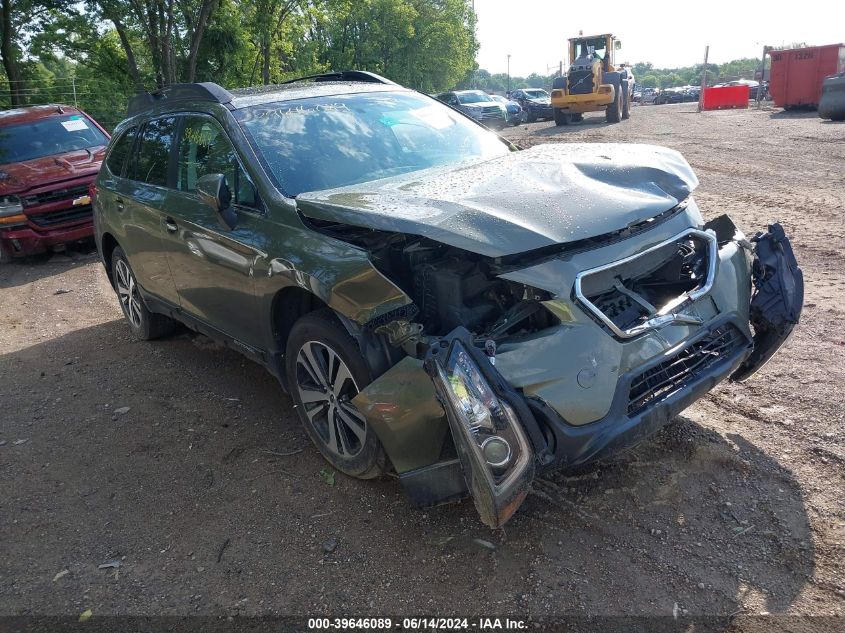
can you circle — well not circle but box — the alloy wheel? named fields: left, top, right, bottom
left=115, top=259, right=143, bottom=328
left=295, top=340, right=367, bottom=458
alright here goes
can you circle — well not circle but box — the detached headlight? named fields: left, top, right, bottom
left=425, top=331, right=534, bottom=528
left=0, top=195, right=26, bottom=226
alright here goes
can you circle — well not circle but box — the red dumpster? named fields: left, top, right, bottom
left=769, top=44, right=845, bottom=109
left=702, top=85, right=750, bottom=110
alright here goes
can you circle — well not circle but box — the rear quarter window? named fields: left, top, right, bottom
left=105, top=127, right=137, bottom=177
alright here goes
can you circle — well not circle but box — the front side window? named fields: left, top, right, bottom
left=106, top=126, right=137, bottom=177
left=129, top=117, right=177, bottom=186
left=235, top=91, right=509, bottom=197
left=175, top=116, right=257, bottom=207
left=0, top=114, right=108, bottom=165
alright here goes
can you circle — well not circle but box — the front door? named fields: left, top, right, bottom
left=161, top=114, right=265, bottom=349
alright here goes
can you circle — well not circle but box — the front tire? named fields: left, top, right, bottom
left=286, top=309, right=388, bottom=479
left=111, top=247, right=176, bottom=340
left=554, top=108, right=570, bottom=126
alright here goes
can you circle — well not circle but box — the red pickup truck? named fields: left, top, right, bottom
left=0, top=105, right=109, bottom=261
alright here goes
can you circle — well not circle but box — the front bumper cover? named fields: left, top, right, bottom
left=730, top=223, right=804, bottom=382
left=0, top=221, right=93, bottom=257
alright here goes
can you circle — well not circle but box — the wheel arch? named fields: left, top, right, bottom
left=100, top=232, right=120, bottom=283
left=271, top=286, right=328, bottom=360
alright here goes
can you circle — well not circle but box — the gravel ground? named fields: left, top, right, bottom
left=1, top=103, right=843, bottom=623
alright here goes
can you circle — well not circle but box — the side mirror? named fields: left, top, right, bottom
left=615, top=40, right=622, bottom=50
left=196, top=173, right=237, bottom=230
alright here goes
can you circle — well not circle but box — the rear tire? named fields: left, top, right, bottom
left=111, top=247, right=176, bottom=340
left=606, top=85, right=622, bottom=123
left=554, top=108, right=570, bottom=126
left=286, top=309, right=388, bottom=480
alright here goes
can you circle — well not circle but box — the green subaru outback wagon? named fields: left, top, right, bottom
left=94, top=71, right=803, bottom=527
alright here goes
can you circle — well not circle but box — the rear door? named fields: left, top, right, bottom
left=161, top=114, right=265, bottom=349
left=110, top=118, right=180, bottom=305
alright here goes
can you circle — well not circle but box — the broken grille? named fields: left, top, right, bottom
left=574, top=228, right=718, bottom=339
left=627, top=325, right=742, bottom=416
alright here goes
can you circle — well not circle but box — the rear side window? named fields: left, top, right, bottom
left=106, top=126, right=137, bottom=177
left=129, top=117, right=177, bottom=186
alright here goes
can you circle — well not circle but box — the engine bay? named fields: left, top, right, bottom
left=310, top=222, right=558, bottom=341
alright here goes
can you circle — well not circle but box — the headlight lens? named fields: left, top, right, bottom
left=0, top=195, right=24, bottom=217
left=432, top=339, right=532, bottom=525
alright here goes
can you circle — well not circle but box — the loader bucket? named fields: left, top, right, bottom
left=819, top=72, right=845, bottom=121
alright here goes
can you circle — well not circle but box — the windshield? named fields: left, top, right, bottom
left=0, top=114, right=108, bottom=164
left=457, top=92, right=492, bottom=104
left=490, top=95, right=507, bottom=103
left=235, top=91, right=510, bottom=197
left=574, top=38, right=607, bottom=60
left=523, top=89, right=548, bottom=99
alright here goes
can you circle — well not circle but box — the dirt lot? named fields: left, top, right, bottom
left=1, top=103, right=844, bottom=624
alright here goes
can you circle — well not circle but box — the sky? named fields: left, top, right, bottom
left=474, top=0, right=844, bottom=76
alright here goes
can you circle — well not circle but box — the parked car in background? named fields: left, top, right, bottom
left=632, top=90, right=642, bottom=103
left=682, top=86, right=701, bottom=102
left=94, top=71, right=803, bottom=528
left=655, top=88, right=686, bottom=105
left=436, top=90, right=507, bottom=128
left=0, top=105, right=109, bottom=262
left=490, top=94, right=525, bottom=125
left=509, top=88, right=554, bottom=122
left=640, top=88, right=658, bottom=104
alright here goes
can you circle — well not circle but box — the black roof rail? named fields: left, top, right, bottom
left=127, top=82, right=234, bottom=117
left=281, top=70, right=397, bottom=86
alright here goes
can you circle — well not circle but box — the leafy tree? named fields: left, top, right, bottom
left=640, top=74, right=658, bottom=89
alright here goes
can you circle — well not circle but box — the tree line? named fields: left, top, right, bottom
left=1, top=0, right=478, bottom=128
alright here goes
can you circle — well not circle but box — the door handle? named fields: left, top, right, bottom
left=164, top=217, right=178, bottom=233
left=115, top=197, right=124, bottom=211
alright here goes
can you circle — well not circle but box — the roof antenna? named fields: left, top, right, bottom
left=56, top=105, right=65, bottom=114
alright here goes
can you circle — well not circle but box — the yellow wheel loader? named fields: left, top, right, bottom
left=550, top=33, right=634, bottom=125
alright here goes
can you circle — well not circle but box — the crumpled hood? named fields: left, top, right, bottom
left=297, top=143, right=699, bottom=258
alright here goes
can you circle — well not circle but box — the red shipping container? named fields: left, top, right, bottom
left=769, top=44, right=845, bottom=108
left=702, top=85, right=750, bottom=110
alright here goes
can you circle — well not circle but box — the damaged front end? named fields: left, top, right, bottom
left=347, top=213, right=803, bottom=528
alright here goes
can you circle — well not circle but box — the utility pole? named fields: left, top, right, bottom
left=697, top=45, right=709, bottom=112
left=757, top=45, right=769, bottom=103
left=507, top=54, right=511, bottom=94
